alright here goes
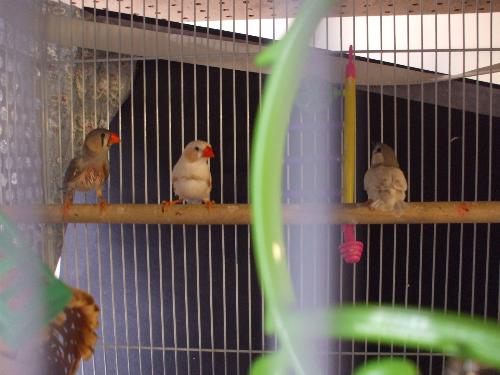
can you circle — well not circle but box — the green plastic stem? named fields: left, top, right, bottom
left=250, top=0, right=334, bottom=373
left=284, top=306, right=500, bottom=369
left=354, top=359, right=419, bottom=375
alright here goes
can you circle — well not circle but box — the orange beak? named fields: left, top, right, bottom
left=202, top=145, right=215, bottom=158
left=108, top=132, right=121, bottom=146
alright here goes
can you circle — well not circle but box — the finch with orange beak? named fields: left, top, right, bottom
left=162, top=140, right=215, bottom=211
left=62, top=128, right=120, bottom=218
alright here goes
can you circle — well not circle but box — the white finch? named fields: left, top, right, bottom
left=363, top=143, right=407, bottom=212
left=162, top=140, right=215, bottom=210
left=62, top=128, right=120, bottom=217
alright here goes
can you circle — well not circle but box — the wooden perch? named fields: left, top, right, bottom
left=1, top=201, right=500, bottom=225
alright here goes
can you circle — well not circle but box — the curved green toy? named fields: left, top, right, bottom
left=249, top=0, right=500, bottom=374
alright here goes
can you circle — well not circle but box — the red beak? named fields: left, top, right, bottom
left=202, top=145, right=215, bottom=158
left=108, top=132, right=121, bottom=145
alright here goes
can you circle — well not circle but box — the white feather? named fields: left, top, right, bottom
left=172, top=147, right=212, bottom=203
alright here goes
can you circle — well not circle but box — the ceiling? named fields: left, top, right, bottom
left=56, top=0, right=498, bottom=23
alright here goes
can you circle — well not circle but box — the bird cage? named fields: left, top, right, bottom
left=1, top=0, right=500, bottom=374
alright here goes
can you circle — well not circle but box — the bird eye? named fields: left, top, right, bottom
left=194, top=146, right=200, bottom=151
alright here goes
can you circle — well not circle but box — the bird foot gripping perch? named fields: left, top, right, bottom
left=98, top=198, right=108, bottom=215
left=62, top=197, right=72, bottom=221
left=338, top=224, right=364, bottom=263
left=160, top=199, right=215, bottom=213
left=203, top=200, right=215, bottom=210
left=160, top=199, right=182, bottom=213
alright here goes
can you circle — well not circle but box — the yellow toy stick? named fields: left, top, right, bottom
left=339, top=45, right=363, bottom=264
left=342, top=45, right=357, bottom=204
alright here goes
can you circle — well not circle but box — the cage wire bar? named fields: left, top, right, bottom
left=0, top=0, right=496, bottom=374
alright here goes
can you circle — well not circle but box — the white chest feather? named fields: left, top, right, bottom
left=172, top=158, right=212, bottom=201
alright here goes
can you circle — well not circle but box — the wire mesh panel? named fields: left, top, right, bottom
left=0, top=1, right=47, bottom=261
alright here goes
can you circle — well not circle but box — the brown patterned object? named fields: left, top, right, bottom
left=42, top=288, right=100, bottom=375
left=0, top=287, right=99, bottom=375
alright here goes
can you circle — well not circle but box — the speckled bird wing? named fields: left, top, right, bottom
left=63, top=157, right=109, bottom=192
left=63, top=157, right=84, bottom=191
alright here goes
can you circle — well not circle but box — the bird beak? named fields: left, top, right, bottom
left=202, top=145, right=215, bottom=158
left=108, top=133, right=121, bottom=145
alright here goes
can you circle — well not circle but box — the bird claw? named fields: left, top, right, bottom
left=63, top=200, right=72, bottom=221
left=161, top=199, right=182, bottom=213
left=369, top=199, right=407, bottom=214
left=393, top=201, right=408, bottom=217
left=369, top=199, right=386, bottom=211
left=203, top=200, right=215, bottom=210
left=98, top=198, right=107, bottom=215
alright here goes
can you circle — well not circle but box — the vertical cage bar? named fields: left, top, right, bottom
left=470, top=0, right=479, bottom=320
left=104, top=0, right=120, bottom=371
left=458, top=0, right=465, bottom=318
left=117, top=1, right=133, bottom=372
left=349, top=2, right=357, bottom=370
left=441, top=1, right=453, bottom=372
left=55, top=0, right=64, bottom=274
left=444, top=0, right=453, bottom=313
left=91, top=1, right=108, bottom=372
left=128, top=2, right=144, bottom=373
left=417, top=0, right=426, bottom=368
left=390, top=0, right=397, bottom=360
left=324, top=5, right=331, bottom=336
left=81, top=1, right=94, bottom=372
left=153, top=1, right=167, bottom=373
left=245, top=0, right=252, bottom=368
left=363, top=0, right=371, bottom=365
left=141, top=0, right=155, bottom=371
left=179, top=1, right=193, bottom=373
left=430, top=2, right=439, bottom=372
left=167, top=0, right=180, bottom=371
left=403, top=0, right=411, bottom=361
left=204, top=0, right=215, bottom=373
left=484, top=0, right=493, bottom=321
left=231, top=2, right=241, bottom=374
left=192, top=1, right=204, bottom=374
left=66, top=0, right=77, bottom=327
left=258, top=0, right=265, bottom=357
left=217, top=1, right=227, bottom=373
left=377, top=0, right=384, bottom=362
